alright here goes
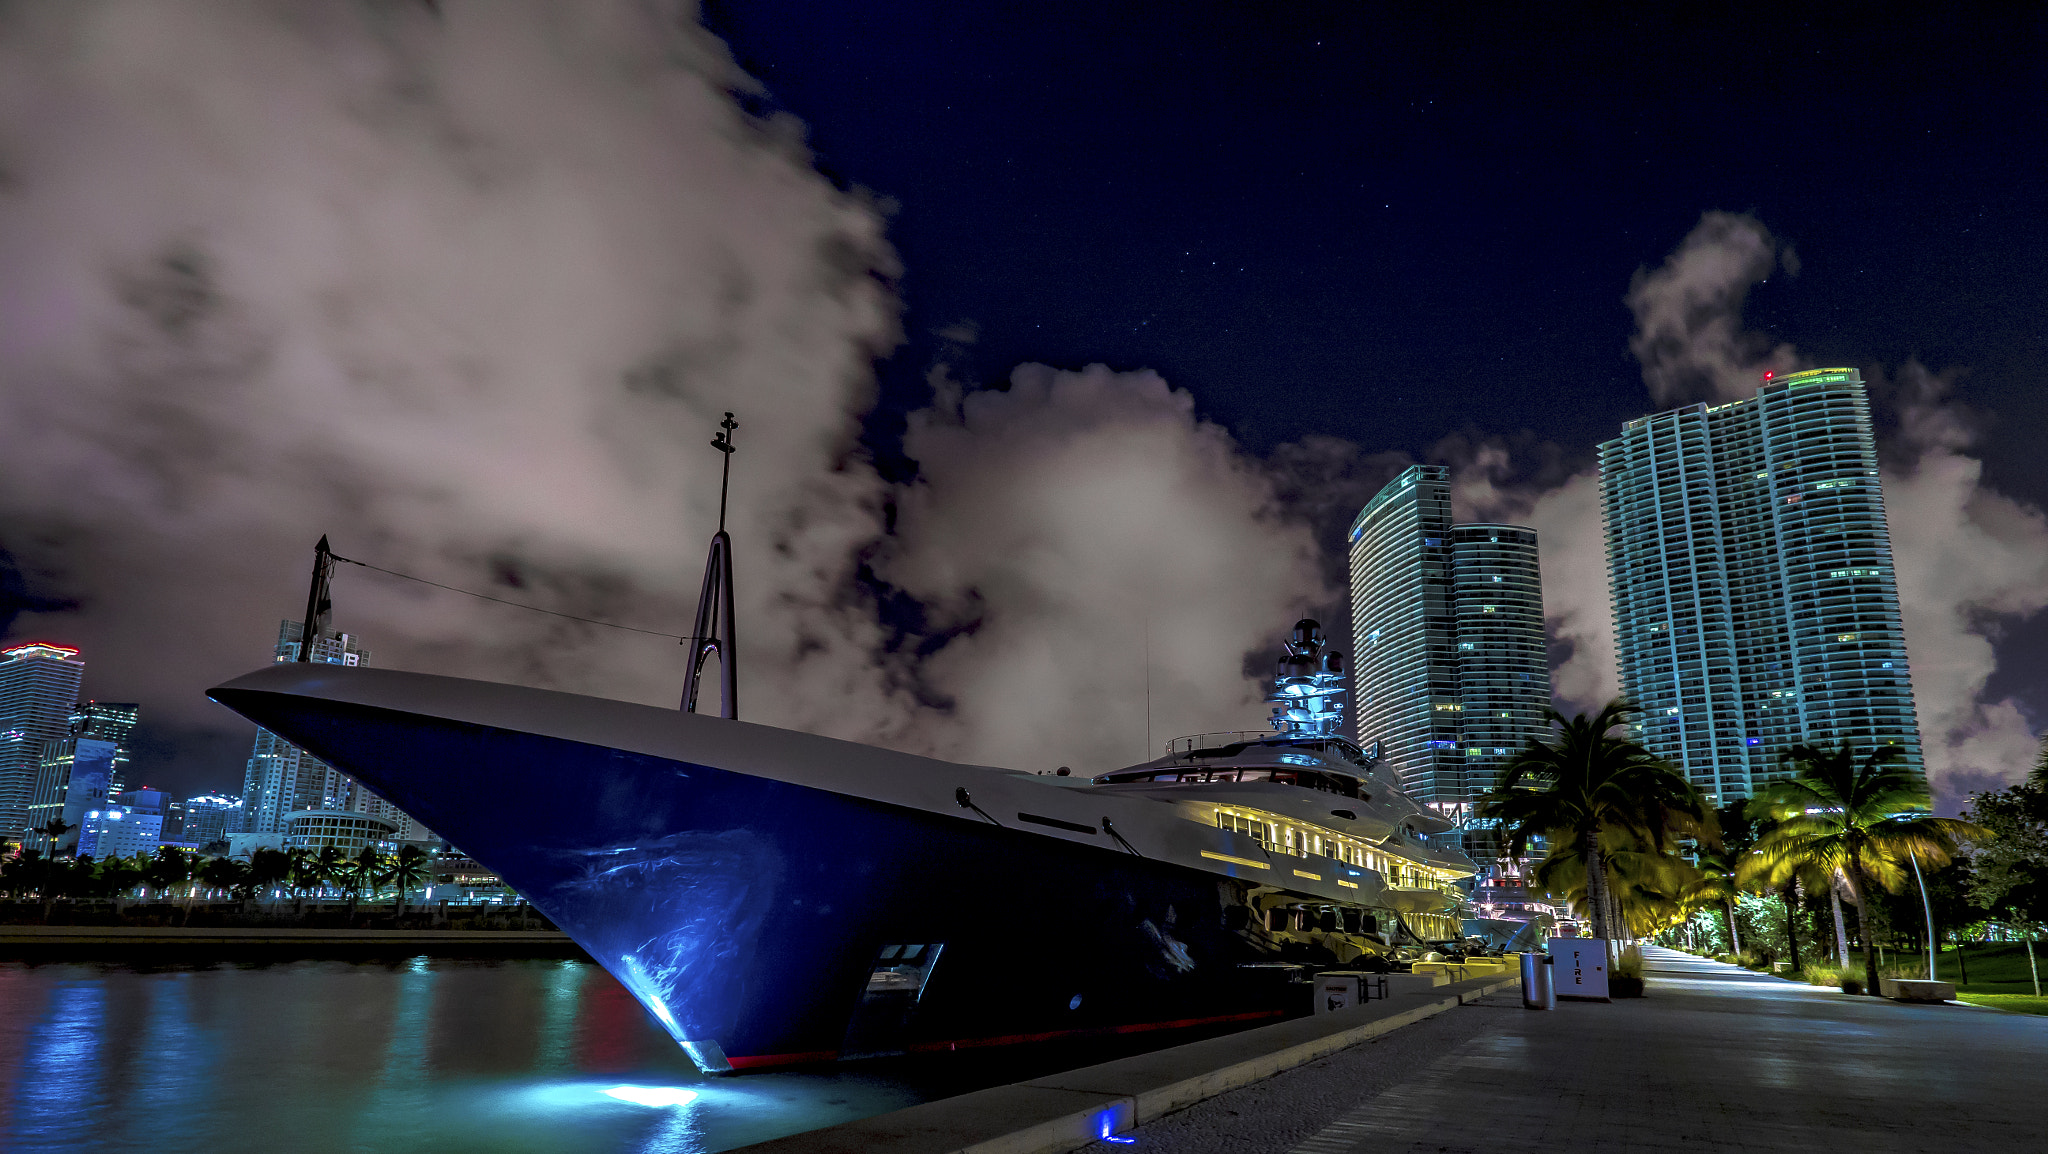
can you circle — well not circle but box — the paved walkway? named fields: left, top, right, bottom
left=1084, top=946, right=2048, bottom=1153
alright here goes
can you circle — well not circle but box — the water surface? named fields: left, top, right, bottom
left=0, top=957, right=956, bottom=1154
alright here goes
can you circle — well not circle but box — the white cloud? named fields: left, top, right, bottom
left=884, top=364, right=1330, bottom=771
left=0, top=1, right=909, bottom=736
left=1883, top=366, right=2048, bottom=795
left=1526, top=471, right=1619, bottom=714
left=1625, top=211, right=1799, bottom=406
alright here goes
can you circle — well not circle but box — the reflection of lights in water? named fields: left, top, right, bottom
left=535, top=959, right=587, bottom=1072
left=603, top=1085, right=699, bottom=1108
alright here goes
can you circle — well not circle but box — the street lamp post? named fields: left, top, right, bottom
left=1908, top=848, right=1936, bottom=981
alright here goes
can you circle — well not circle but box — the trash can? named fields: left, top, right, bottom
left=1520, top=951, right=1555, bottom=1010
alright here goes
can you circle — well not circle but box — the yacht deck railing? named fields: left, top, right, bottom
left=1165, top=730, right=1282, bottom=757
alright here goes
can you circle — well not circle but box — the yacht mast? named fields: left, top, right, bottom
left=681, top=413, right=739, bottom=718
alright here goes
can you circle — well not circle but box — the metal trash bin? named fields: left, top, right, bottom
left=1520, top=951, right=1555, bottom=1010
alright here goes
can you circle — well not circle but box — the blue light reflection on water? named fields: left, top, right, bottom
left=0, top=959, right=925, bottom=1154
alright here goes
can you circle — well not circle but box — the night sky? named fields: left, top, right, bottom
left=2, top=3, right=2041, bottom=801
left=704, top=0, right=2048, bottom=708
left=706, top=4, right=2042, bottom=476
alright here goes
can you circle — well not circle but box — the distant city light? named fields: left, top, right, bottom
left=601, top=1085, right=698, bottom=1108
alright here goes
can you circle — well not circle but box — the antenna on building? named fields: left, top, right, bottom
left=297, top=536, right=335, bottom=662
left=681, top=413, right=739, bottom=719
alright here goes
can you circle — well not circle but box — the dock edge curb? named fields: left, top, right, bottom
left=732, top=973, right=1519, bottom=1154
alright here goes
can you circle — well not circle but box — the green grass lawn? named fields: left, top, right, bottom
left=1917, top=942, right=2047, bottom=1013
left=1925, top=941, right=2044, bottom=996
left=1955, top=993, right=2048, bottom=1015
left=1758, top=942, right=2048, bottom=1013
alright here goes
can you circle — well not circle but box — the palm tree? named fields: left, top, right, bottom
left=388, top=845, right=430, bottom=917
left=198, top=856, right=247, bottom=904
left=98, top=854, right=143, bottom=913
left=4, top=849, right=64, bottom=922
left=247, top=848, right=292, bottom=914
left=342, top=845, right=384, bottom=923
left=1742, top=741, right=1985, bottom=995
left=148, top=846, right=195, bottom=924
left=1476, top=700, right=1712, bottom=942
left=284, top=848, right=317, bottom=916
left=1529, top=826, right=1703, bottom=938
left=313, top=845, right=346, bottom=916
left=1689, top=846, right=1746, bottom=955
left=34, top=818, right=74, bottom=856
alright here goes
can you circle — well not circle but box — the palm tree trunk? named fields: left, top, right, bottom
left=1841, top=864, right=1881, bottom=996
left=1783, top=884, right=1800, bottom=972
left=1830, top=885, right=1850, bottom=966
left=1582, top=827, right=1611, bottom=942
left=1724, top=900, right=1742, bottom=955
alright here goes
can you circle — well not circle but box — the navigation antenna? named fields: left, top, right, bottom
left=296, top=535, right=335, bottom=662
left=682, top=413, right=739, bottom=718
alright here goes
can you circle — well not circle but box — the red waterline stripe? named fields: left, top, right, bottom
left=726, top=1049, right=842, bottom=1069
left=724, top=1008, right=1285, bottom=1069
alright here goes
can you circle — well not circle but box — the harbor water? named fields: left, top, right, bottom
left=0, top=956, right=1039, bottom=1154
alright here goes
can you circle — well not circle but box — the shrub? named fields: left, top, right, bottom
left=1616, top=945, right=1644, bottom=980
left=1841, top=976, right=1865, bottom=996
left=1804, top=962, right=1842, bottom=987
left=1612, top=945, right=1646, bottom=998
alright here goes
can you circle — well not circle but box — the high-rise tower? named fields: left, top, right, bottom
left=0, top=643, right=87, bottom=838
left=1348, top=466, right=1552, bottom=854
left=1598, top=367, right=1922, bottom=801
left=237, top=620, right=432, bottom=843
left=239, top=619, right=370, bottom=836
left=70, top=701, right=138, bottom=794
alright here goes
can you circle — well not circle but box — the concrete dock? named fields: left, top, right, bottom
left=740, top=946, right=2048, bottom=1154
left=1081, top=945, right=2048, bottom=1153
left=731, top=970, right=1519, bottom=1154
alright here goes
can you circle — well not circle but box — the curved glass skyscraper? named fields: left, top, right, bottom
left=1599, top=368, right=1922, bottom=802
left=1348, top=466, right=1551, bottom=855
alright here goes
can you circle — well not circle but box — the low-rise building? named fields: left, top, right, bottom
left=283, top=808, right=398, bottom=856
left=76, top=788, right=166, bottom=861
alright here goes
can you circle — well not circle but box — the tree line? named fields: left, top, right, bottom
left=0, top=843, right=434, bottom=924
left=1472, top=700, right=2029, bottom=997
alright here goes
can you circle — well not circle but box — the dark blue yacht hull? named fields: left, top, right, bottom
left=209, top=678, right=1289, bottom=1071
